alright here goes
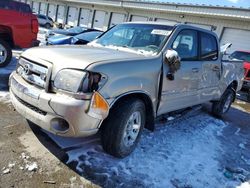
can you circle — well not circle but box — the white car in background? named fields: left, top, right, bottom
left=36, top=14, right=54, bottom=29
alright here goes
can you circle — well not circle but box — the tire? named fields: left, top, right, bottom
left=101, top=98, right=146, bottom=158
left=44, top=23, right=51, bottom=29
left=0, top=39, right=12, bottom=68
left=212, top=88, right=235, bottom=117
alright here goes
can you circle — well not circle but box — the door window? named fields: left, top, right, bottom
left=200, top=32, right=218, bottom=60
left=172, top=30, right=198, bottom=60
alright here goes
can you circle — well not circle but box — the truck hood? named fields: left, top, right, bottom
left=21, top=45, right=144, bottom=74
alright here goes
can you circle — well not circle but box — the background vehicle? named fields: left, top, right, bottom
left=46, top=26, right=99, bottom=38
left=36, top=14, right=54, bottom=29
left=10, top=23, right=244, bottom=158
left=229, top=50, right=250, bottom=90
left=47, top=31, right=103, bottom=45
left=0, top=0, right=39, bottom=67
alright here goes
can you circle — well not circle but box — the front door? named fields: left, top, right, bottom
left=158, top=29, right=202, bottom=115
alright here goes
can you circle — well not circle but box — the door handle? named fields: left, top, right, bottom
left=212, top=66, right=220, bottom=71
left=192, top=68, right=199, bottom=73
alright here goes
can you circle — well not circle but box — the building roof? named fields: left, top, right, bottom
left=64, top=0, right=250, bottom=21
left=128, top=0, right=250, bottom=10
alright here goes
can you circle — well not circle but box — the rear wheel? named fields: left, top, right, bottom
left=212, top=88, right=235, bottom=117
left=101, top=98, right=146, bottom=158
left=0, top=39, right=12, bottom=67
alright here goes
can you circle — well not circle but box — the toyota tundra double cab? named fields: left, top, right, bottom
left=0, top=0, right=39, bottom=67
left=10, top=23, right=244, bottom=158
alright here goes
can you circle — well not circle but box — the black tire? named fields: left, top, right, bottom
left=101, top=98, right=146, bottom=158
left=44, top=23, right=51, bottom=29
left=212, top=88, right=235, bottom=117
left=0, top=39, right=12, bottom=68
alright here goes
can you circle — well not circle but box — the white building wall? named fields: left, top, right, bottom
left=24, top=0, right=250, bottom=50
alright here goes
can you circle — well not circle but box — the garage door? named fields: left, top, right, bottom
left=109, top=13, right=126, bottom=27
left=79, top=8, right=91, bottom=27
left=93, top=10, right=106, bottom=30
left=187, top=23, right=212, bottom=31
left=32, top=2, right=39, bottom=14
left=39, top=3, right=47, bottom=15
left=220, top=28, right=250, bottom=53
left=155, top=18, right=178, bottom=25
left=67, top=7, right=78, bottom=26
left=48, top=4, right=56, bottom=21
left=130, top=15, right=148, bottom=22
left=26, top=0, right=32, bottom=7
left=57, top=5, right=65, bottom=24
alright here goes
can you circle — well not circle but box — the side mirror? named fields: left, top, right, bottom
left=165, top=49, right=181, bottom=80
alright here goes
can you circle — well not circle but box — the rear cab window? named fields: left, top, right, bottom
left=200, top=32, right=218, bottom=61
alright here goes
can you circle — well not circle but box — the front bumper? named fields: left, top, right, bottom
left=9, top=72, right=101, bottom=137
left=242, top=80, right=250, bottom=90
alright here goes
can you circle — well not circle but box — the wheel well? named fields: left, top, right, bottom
left=0, top=27, right=14, bottom=48
left=229, top=80, right=238, bottom=91
left=228, top=80, right=238, bottom=101
left=109, top=93, right=155, bottom=131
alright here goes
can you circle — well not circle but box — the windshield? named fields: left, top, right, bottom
left=230, top=51, right=250, bottom=62
left=66, top=27, right=86, bottom=33
left=92, top=23, right=173, bottom=55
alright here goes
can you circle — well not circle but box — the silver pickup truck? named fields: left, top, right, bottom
left=9, top=23, right=244, bottom=157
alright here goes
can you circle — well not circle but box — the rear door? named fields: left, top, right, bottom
left=158, top=29, right=202, bottom=115
left=199, top=31, right=220, bottom=101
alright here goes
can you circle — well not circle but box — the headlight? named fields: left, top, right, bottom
left=54, top=69, right=87, bottom=93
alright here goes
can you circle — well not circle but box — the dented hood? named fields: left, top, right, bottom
left=21, top=45, right=143, bottom=76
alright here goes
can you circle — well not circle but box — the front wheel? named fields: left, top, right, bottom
left=0, top=39, right=12, bottom=68
left=212, top=88, right=235, bottom=117
left=101, top=98, right=146, bottom=158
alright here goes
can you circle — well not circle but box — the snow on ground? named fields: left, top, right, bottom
left=46, top=108, right=249, bottom=188
left=0, top=91, right=10, bottom=104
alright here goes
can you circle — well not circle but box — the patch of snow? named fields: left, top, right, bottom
left=239, top=143, right=246, bottom=149
left=25, top=162, right=38, bottom=172
left=47, top=111, right=244, bottom=187
left=8, top=162, right=15, bottom=168
left=167, top=116, right=175, bottom=121
left=2, top=168, right=10, bottom=174
left=21, top=152, right=30, bottom=160
left=0, top=92, right=10, bottom=103
left=237, top=182, right=250, bottom=188
left=241, top=156, right=250, bottom=165
left=235, top=128, right=241, bottom=136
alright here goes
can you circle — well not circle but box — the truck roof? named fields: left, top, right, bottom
left=122, top=22, right=215, bottom=35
